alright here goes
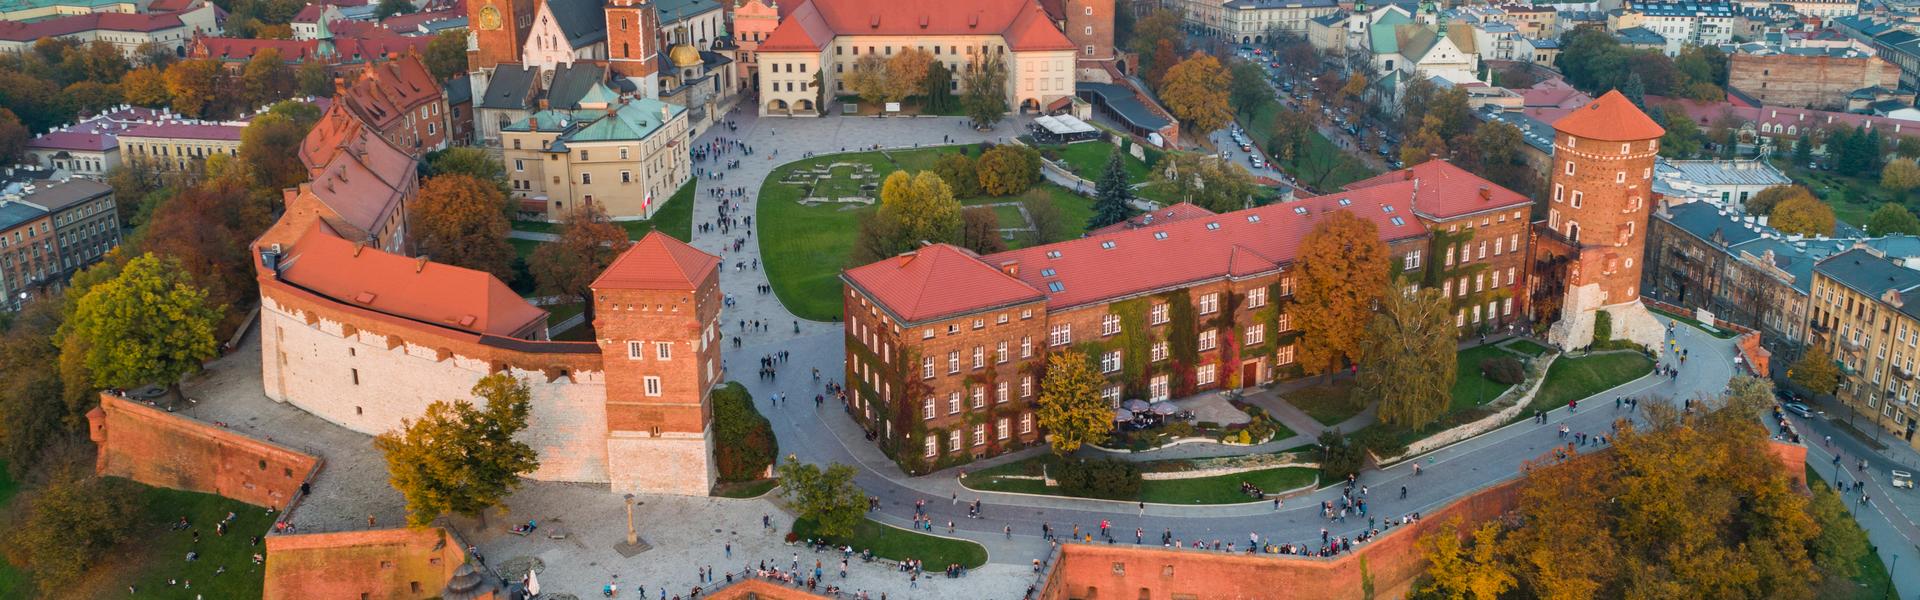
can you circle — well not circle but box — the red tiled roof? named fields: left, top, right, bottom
left=1646, top=94, right=1920, bottom=136
left=759, top=0, right=1074, bottom=53
left=293, top=3, right=329, bottom=22
left=339, top=55, right=443, bottom=131
left=1554, top=90, right=1664, bottom=142
left=842, top=244, right=1044, bottom=323
left=335, top=35, right=435, bottom=63
left=299, top=103, right=363, bottom=173
left=1087, top=202, right=1215, bottom=236
left=149, top=0, right=197, bottom=10
left=0, top=11, right=187, bottom=41
left=278, top=222, right=545, bottom=336
left=302, top=124, right=416, bottom=239
left=592, top=231, right=721, bottom=290
left=1342, top=160, right=1530, bottom=220
left=848, top=187, right=1430, bottom=320
left=119, top=120, right=247, bottom=141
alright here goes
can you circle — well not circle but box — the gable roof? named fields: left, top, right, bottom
left=278, top=222, right=546, bottom=336
left=1342, top=159, right=1530, bottom=220
left=842, top=244, right=1044, bottom=324
left=758, top=0, right=1073, bottom=53
left=547, top=62, right=609, bottom=109
left=1555, top=90, right=1664, bottom=142
left=300, top=125, right=416, bottom=240
left=548, top=0, right=610, bottom=48
left=479, top=64, right=541, bottom=109
left=1088, top=202, right=1216, bottom=235
left=592, top=231, right=720, bottom=290
left=338, top=55, right=443, bottom=133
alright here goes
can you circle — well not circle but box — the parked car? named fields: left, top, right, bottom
left=1783, top=402, right=1816, bottom=419
left=1894, top=470, right=1914, bottom=489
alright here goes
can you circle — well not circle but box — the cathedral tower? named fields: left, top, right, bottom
left=468, top=0, right=536, bottom=71
left=606, top=0, right=662, bottom=98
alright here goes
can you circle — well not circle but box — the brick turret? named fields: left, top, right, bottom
left=1541, top=90, right=1670, bottom=350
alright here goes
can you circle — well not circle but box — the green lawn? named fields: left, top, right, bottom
left=1525, top=352, right=1655, bottom=416
left=990, top=204, right=1027, bottom=228
left=714, top=479, right=779, bottom=499
left=510, top=238, right=542, bottom=260
left=1281, top=379, right=1366, bottom=427
left=1649, top=307, right=1738, bottom=339
left=107, top=483, right=275, bottom=600
left=961, top=456, right=1315, bottom=505
left=1775, top=160, right=1895, bottom=228
left=1452, top=345, right=1517, bottom=411
left=1038, top=141, right=1152, bottom=184
left=792, top=517, right=988, bottom=569
left=544, top=302, right=585, bottom=329
left=1501, top=338, right=1551, bottom=357
left=1238, top=100, right=1378, bottom=192
left=760, top=148, right=1095, bottom=321
left=1805, top=465, right=1900, bottom=600
left=510, top=179, right=695, bottom=242
left=1135, top=467, right=1317, bottom=504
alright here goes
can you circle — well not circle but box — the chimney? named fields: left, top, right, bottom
left=416, top=256, right=430, bottom=272
left=1478, top=185, right=1491, bottom=201
left=999, top=260, right=1020, bottom=277
left=538, top=98, right=549, bottom=110
left=334, top=76, right=348, bottom=97
left=352, top=241, right=366, bottom=256
left=1402, top=169, right=1414, bottom=180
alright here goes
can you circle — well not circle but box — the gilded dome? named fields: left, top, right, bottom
left=669, top=44, right=702, bottom=68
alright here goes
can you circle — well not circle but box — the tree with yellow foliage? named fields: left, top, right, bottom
left=1771, top=193, right=1837, bottom=237
left=1294, top=210, right=1390, bottom=379
left=1159, top=52, right=1234, bottom=136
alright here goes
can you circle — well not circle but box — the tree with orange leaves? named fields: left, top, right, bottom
left=414, top=174, right=516, bottom=280
left=530, top=204, right=632, bottom=326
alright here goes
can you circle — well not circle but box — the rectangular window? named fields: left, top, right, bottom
left=1101, top=386, right=1122, bottom=404
left=972, top=386, right=986, bottom=409
left=1101, top=350, right=1122, bottom=374
left=1199, top=293, right=1220, bottom=314
left=1199, top=329, right=1217, bottom=351
left=1277, top=344, right=1296, bottom=365
left=923, top=356, right=934, bottom=379
left=996, top=382, right=1009, bottom=404
left=1405, top=250, right=1421, bottom=270
left=1151, top=341, right=1168, bottom=362
left=1049, top=324, right=1072, bottom=346
left=1197, top=364, right=1217, bottom=386
left=1151, top=303, right=1169, bottom=325
left=1247, top=287, right=1267, bottom=308
left=1279, top=277, right=1294, bottom=296
left=948, top=351, right=960, bottom=374
left=627, top=341, right=644, bottom=359
left=972, top=346, right=984, bottom=369
left=644, top=376, right=662, bottom=396
left=1021, top=375, right=1034, bottom=398
left=656, top=341, right=672, bottom=360
left=1150, top=375, right=1169, bottom=401
left=1022, top=335, right=1033, bottom=358
left=1102, top=314, right=1122, bottom=336
left=925, top=435, right=938, bottom=457
left=949, top=392, right=961, bottom=415
left=949, top=430, right=962, bottom=452
left=924, top=397, right=936, bottom=420
left=1020, top=412, right=1034, bottom=434
left=1246, top=324, right=1265, bottom=346
left=997, top=418, right=1010, bottom=440
left=996, top=341, right=1009, bottom=363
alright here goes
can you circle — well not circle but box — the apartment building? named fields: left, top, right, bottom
left=1808, top=247, right=1920, bottom=449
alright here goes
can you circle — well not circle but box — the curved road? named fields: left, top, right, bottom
left=688, top=107, right=1741, bottom=566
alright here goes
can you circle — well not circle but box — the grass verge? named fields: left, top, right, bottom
left=510, top=179, right=695, bottom=242
left=1282, top=379, right=1365, bottom=427
left=961, top=456, right=1316, bottom=505
left=1650, top=307, right=1738, bottom=339
left=1524, top=352, right=1655, bottom=416
left=92, top=482, right=274, bottom=600
left=792, top=517, right=988, bottom=569
left=1501, top=338, right=1550, bottom=357
left=714, top=479, right=779, bottom=499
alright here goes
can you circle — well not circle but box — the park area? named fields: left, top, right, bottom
left=1282, top=343, right=1522, bottom=428
left=1521, top=351, right=1656, bottom=418
left=791, top=517, right=987, bottom=569
left=760, top=146, right=1095, bottom=321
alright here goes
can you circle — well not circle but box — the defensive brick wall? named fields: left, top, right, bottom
left=263, top=527, right=471, bottom=600
left=88, top=392, right=320, bottom=510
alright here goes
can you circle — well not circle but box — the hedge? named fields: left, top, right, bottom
left=712, top=382, right=778, bottom=482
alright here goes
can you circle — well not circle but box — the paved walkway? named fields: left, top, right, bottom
left=1792, top=395, right=1920, bottom=598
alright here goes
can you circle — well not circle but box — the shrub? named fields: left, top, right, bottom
left=1353, top=425, right=1409, bottom=458
left=712, top=382, right=778, bottom=482
left=1593, top=310, right=1613, bottom=346
left=1480, top=356, right=1525, bottom=386
left=1056, top=459, right=1142, bottom=500
left=1317, top=430, right=1367, bottom=481
left=1162, top=422, right=1196, bottom=439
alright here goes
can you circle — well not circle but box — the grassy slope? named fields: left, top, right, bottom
left=1046, top=141, right=1152, bottom=184
left=1527, top=352, right=1655, bottom=415
left=1451, top=344, right=1517, bottom=412
left=761, top=148, right=1093, bottom=321
left=510, top=179, right=696, bottom=242
left=1237, top=100, right=1377, bottom=192
left=792, top=517, right=988, bottom=569
left=1283, top=379, right=1366, bottom=427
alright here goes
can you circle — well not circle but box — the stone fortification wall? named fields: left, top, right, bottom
left=88, top=393, right=321, bottom=510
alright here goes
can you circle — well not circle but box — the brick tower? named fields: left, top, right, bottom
left=592, top=232, right=722, bottom=495
left=605, top=0, right=661, bottom=98
left=466, top=0, right=535, bottom=71
left=1541, top=90, right=1668, bottom=351
left=1064, top=0, right=1115, bottom=70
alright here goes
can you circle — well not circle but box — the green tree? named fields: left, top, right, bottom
left=712, top=383, right=777, bottom=482
left=0, top=300, right=78, bottom=476
left=879, top=170, right=962, bottom=243
left=976, top=144, right=1040, bottom=196
left=931, top=153, right=980, bottom=198
left=425, top=30, right=468, bottom=81
left=923, top=60, right=954, bottom=113
left=1793, top=131, right=1814, bottom=166
left=1022, top=190, right=1069, bottom=246
left=375, top=0, right=417, bottom=18
left=414, top=174, right=515, bottom=280
left=1229, top=60, right=1269, bottom=116
left=1897, top=135, right=1920, bottom=159
left=1806, top=476, right=1870, bottom=582
left=1789, top=346, right=1840, bottom=399
left=530, top=205, right=632, bottom=325
left=1867, top=203, right=1920, bottom=236
left=62, top=81, right=122, bottom=116
left=1036, top=351, right=1111, bottom=455
left=962, top=53, right=1008, bottom=129
left=1360, top=287, right=1457, bottom=431
left=1770, top=193, right=1836, bottom=236
left=238, top=111, right=313, bottom=195
left=1294, top=210, right=1389, bottom=378
left=425, top=146, right=512, bottom=201
left=1622, top=72, right=1646, bottom=109
left=884, top=48, right=933, bottom=103
left=296, top=60, right=335, bottom=98
left=776, top=458, right=866, bottom=538
left=1154, top=153, right=1260, bottom=212
left=1267, top=108, right=1312, bottom=164
left=2, top=473, right=144, bottom=592
left=1656, top=106, right=1705, bottom=158
left=0, top=108, right=25, bottom=165
left=374, top=373, right=539, bottom=527
left=1088, top=146, right=1138, bottom=229
left=57, top=253, right=221, bottom=405
left=241, top=47, right=294, bottom=107
left=1159, top=52, right=1233, bottom=136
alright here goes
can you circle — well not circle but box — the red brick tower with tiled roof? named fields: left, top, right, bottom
left=591, top=232, right=724, bottom=495
left=1541, top=90, right=1669, bottom=350
left=605, top=0, right=660, bottom=81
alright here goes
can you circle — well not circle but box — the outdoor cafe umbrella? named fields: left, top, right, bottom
left=1121, top=399, right=1151, bottom=412
left=1148, top=401, right=1180, bottom=415
left=1114, top=408, right=1136, bottom=422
